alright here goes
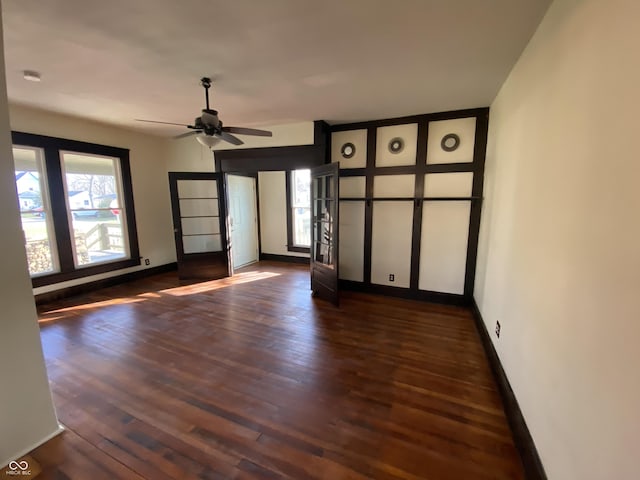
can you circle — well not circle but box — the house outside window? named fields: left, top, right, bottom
left=60, top=151, right=130, bottom=267
left=14, top=146, right=58, bottom=276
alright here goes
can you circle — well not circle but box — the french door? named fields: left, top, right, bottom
left=310, top=163, right=339, bottom=305
left=168, top=172, right=230, bottom=281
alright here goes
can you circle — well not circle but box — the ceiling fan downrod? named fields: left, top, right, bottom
left=201, top=77, right=212, bottom=111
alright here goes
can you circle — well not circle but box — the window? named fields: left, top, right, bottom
left=61, top=152, right=129, bottom=267
left=12, top=132, right=140, bottom=287
left=14, top=146, right=58, bottom=276
left=287, top=169, right=311, bottom=252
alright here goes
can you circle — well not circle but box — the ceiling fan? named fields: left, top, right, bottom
left=136, top=77, right=272, bottom=147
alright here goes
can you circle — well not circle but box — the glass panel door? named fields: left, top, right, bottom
left=169, top=173, right=230, bottom=281
left=310, top=163, right=339, bottom=305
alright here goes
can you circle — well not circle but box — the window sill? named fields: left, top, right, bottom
left=287, top=245, right=310, bottom=254
left=31, top=257, right=141, bottom=288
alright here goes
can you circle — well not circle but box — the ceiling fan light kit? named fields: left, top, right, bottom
left=136, top=77, right=273, bottom=148
left=196, top=134, right=222, bottom=148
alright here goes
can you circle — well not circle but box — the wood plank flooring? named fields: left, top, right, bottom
left=30, top=261, right=524, bottom=479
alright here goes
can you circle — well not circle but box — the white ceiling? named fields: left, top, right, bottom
left=2, top=0, right=550, bottom=137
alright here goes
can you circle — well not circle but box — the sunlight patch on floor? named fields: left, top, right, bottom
left=38, top=297, right=146, bottom=322
left=160, top=271, right=281, bottom=297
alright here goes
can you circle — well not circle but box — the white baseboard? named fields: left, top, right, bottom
left=1, top=424, right=65, bottom=469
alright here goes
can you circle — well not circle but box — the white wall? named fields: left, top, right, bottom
left=475, top=1, right=640, bottom=478
left=0, top=16, right=62, bottom=466
left=167, top=134, right=214, bottom=172
left=258, top=171, right=308, bottom=258
left=9, top=105, right=176, bottom=294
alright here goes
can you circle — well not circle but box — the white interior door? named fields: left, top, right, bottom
left=227, top=175, right=259, bottom=270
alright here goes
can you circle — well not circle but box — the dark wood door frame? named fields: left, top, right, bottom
left=168, top=172, right=231, bottom=281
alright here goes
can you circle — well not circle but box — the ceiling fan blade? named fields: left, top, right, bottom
left=222, top=126, right=273, bottom=137
left=135, top=119, right=191, bottom=127
left=174, top=130, right=201, bottom=139
left=218, top=131, right=244, bottom=146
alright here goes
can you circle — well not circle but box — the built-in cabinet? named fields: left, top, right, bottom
left=332, top=108, right=488, bottom=303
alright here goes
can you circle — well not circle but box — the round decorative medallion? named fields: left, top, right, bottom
left=341, top=142, right=356, bottom=159
left=441, top=133, right=460, bottom=152
left=388, top=137, right=404, bottom=154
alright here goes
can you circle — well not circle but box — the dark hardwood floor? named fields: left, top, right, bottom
left=30, top=261, right=524, bottom=479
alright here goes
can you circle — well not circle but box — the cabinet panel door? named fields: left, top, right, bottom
left=338, top=202, right=365, bottom=282
left=373, top=174, right=415, bottom=198
left=340, top=177, right=366, bottom=198
left=424, top=172, right=473, bottom=197
left=371, top=201, right=413, bottom=288
left=419, top=201, right=471, bottom=294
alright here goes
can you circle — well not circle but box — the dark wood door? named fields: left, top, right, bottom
left=169, top=172, right=230, bottom=281
left=310, top=163, right=339, bottom=305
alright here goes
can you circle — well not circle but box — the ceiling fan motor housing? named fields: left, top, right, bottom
left=200, top=109, right=220, bottom=129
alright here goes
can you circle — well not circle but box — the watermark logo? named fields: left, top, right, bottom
left=0, top=456, right=41, bottom=480
left=4, top=459, right=32, bottom=477
left=8, top=462, right=28, bottom=471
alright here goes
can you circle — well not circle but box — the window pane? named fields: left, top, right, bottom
left=61, top=152, right=129, bottom=267
left=291, top=169, right=311, bottom=247
left=292, top=169, right=310, bottom=207
left=14, top=146, right=58, bottom=276
left=293, top=207, right=311, bottom=247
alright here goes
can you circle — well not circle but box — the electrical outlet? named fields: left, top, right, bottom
left=144, top=258, right=150, bottom=266
left=495, top=321, right=501, bottom=338
left=389, top=274, right=395, bottom=282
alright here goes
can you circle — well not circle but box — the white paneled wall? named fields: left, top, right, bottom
left=426, top=117, right=476, bottom=164
left=373, top=175, right=415, bottom=198
left=376, top=123, right=418, bottom=167
left=424, top=172, right=473, bottom=197
left=331, top=129, right=367, bottom=168
left=339, top=177, right=366, bottom=198
left=331, top=112, right=483, bottom=297
left=419, top=201, right=471, bottom=294
left=339, top=202, right=365, bottom=282
left=371, top=201, right=413, bottom=288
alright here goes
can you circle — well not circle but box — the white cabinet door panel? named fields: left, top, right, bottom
left=371, top=201, right=413, bottom=288
left=419, top=201, right=471, bottom=294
